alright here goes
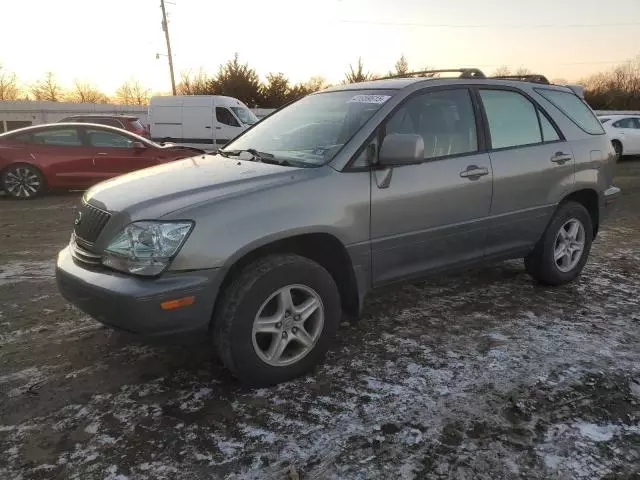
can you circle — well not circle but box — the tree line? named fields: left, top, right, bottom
left=1, top=53, right=639, bottom=110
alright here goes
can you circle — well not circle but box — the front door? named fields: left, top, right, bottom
left=477, top=88, right=575, bottom=256
left=83, top=127, right=158, bottom=180
left=370, top=88, right=493, bottom=286
left=613, top=117, right=640, bottom=154
left=215, top=106, right=245, bottom=147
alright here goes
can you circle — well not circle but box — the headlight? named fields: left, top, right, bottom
left=102, top=221, right=193, bottom=276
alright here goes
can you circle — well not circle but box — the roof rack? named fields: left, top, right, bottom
left=491, top=74, right=550, bottom=85
left=379, top=68, right=487, bottom=81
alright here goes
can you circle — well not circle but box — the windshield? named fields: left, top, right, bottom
left=223, top=90, right=395, bottom=166
left=231, top=107, right=259, bottom=125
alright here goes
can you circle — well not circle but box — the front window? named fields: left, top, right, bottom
left=216, top=107, right=240, bottom=127
left=231, top=107, right=258, bottom=125
left=86, top=128, right=134, bottom=148
left=223, top=90, right=395, bottom=166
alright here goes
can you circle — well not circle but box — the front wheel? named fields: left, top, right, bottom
left=1, top=164, right=46, bottom=199
left=525, top=201, right=593, bottom=286
left=213, top=254, right=341, bottom=387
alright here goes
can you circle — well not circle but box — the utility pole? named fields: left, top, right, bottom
left=160, top=0, right=177, bottom=95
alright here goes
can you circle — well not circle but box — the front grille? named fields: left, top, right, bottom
left=74, top=202, right=111, bottom=243
left=70, top=235, right=102, bottom=267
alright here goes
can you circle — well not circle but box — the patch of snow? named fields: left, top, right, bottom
left=575, top=422, right=616, bottom=442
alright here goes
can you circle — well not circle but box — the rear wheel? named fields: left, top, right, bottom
left=525, top=201, right=593, bottom=286
left=213, top=254, right=341, bottom=387
left=612, top=140, right=623, bottom=160
left=1, top=164, right=45, bottom=199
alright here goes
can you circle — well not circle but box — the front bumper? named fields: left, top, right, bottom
left=56, top=246, right=221, bottom=337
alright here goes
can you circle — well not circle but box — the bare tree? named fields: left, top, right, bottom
left=514, top=66, right=533, bottom=76
left=115, top=79, right=151, bottom=105
left=69, top=80, right=108, bottom=103
left=344, top=57, right=374, bottom=84
left=392, top=54, right=409, bottom=76
left=31, top=72, right=65, bottom=101
left=491, top=66, right=512, bottom=77
left=0, top=65, right=20, bottom=100
left=177, top=69, right=214, bottom=95
left=582, top=57, right=640, bottom=110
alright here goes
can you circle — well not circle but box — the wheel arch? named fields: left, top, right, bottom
left=211, top=232, right=362, bottom=326
left=560, top=188, right=599, bottom=237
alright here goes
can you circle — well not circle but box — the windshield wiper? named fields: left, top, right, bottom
left=218, top=148, right=294, bottom=166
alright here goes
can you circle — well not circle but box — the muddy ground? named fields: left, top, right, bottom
left=1, top=161, right=639, bottom=480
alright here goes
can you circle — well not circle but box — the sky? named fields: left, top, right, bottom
left=1, top=0, right=639, bottom=95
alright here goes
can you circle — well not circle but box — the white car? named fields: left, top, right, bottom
left=599, top=114, right=640, bottom=157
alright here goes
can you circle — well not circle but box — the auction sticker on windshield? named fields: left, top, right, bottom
left=347, top=94, right=392, bottom=104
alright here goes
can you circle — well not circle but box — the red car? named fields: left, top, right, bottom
left=57, top=114, right=150, bottom=138
left=0, top=123, right=203, bottom=199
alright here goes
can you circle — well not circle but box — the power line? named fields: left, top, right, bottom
left=338, top=19, right=640, bottom=29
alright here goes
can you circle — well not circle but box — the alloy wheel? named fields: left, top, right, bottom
left=252, top=284, right=324, bottom=367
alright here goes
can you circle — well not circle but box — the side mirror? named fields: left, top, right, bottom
left=379, top=133, right=424, bottom=166
left=132, top=141, right=146, bottom=149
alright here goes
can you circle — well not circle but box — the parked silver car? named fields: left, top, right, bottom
left=56, top=69, right=620, bottom=386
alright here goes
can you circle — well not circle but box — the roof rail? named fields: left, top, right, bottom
left=491, top=74, right=550, bottom=85
left=378, top=68, right=486, bottom=81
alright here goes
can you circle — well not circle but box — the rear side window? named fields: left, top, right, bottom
left=26, top=128, right=82, bottom=146
left=480, top=90, right=542, bottom=149
left=93, top=118, right=124, bottom=128
left=540, top=114, right=560, bottom=142
left=535, top=88, right=604, bottom=135
left=612, top=118, right=636, bottom=129
left=129, top=119, right=145, bottom=130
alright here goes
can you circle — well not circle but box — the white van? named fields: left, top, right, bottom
left=148, top=95, right=259, bottom=150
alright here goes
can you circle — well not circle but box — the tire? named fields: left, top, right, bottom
left=1, top=163, right=46, bottom=199
left=525, top=201, right=593, bottom=286
left=612, top=140, right=623, bottom=161
left=213, top=254, right=341, bottom=387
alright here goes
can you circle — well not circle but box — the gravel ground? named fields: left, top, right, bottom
left=1, top=160, right=639, bottom=480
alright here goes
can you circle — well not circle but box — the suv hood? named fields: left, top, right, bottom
left=85, top=154, right=303, bottom=215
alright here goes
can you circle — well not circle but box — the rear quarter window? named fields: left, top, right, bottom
left=535, top=88, right=604, bottom=135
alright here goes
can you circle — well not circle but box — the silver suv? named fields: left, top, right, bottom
left=56, top=69, right=620, bottom=386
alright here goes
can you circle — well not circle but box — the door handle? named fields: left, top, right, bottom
left=205, top=126, right=212, bottom=129
left=216, top=126, right=222, bottom=130
left=96, top=152, right=108, bottom=156
left=459, top=165, right=489, bottom=180
left=551, top=152, right=572, bottom=164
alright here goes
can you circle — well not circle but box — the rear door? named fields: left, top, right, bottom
left=370, top=87, right=493, bottom=285
left=612, top=117, right=640, bottom=154
left=215, top=106, right=245, bottom=147
left=19, top=127, right=94, bottom=187
left=478, top=87, right=573, bottom=257
left=83, top=127, right=158, bottom=179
